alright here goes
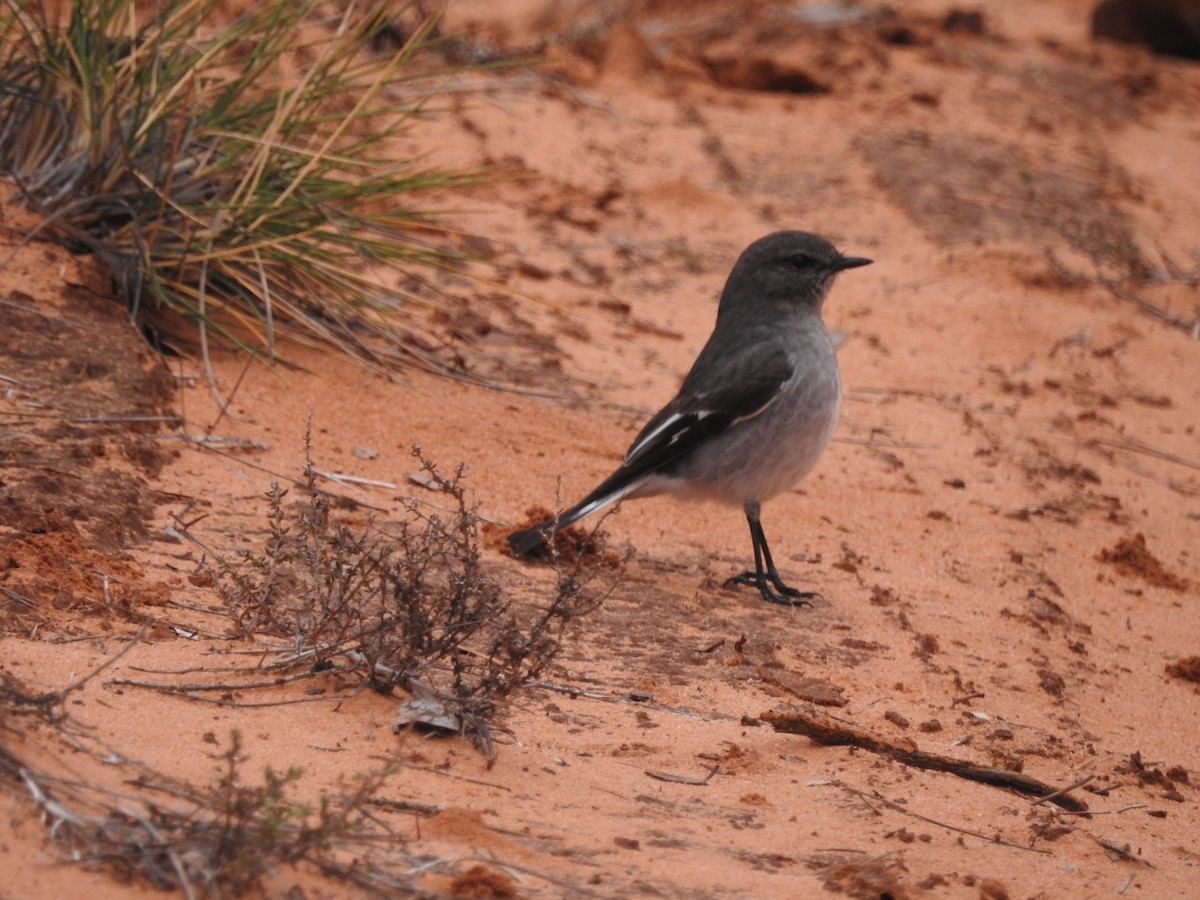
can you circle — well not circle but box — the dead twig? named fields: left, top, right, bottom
left=531, top=680, right=731, bottom=721
left=1093, top=835, right=1155, bottom=867
left=0, top=411, right=181, bottom=424
left=106, top=664, right=353, bottom=693
left=1033, top=773, right=1097, bottom=807
left=175, top=441, right=389, bottom=511
left=1087, top=436, right=1200, bottom=473
left=763, top=705, right=1089, bottom=813
left=837, top=784, right=1051, bottom=855
left=7, top=624, right=151, bottom=710
left=366, top=798, right=442, bottom=816
left=176, top=693, right=350, bottom=708
left=1105, top=282, right=1200, bottom=339
left=311, top=468, right=397, bottom=490
left=1054, top=803, right=1147, bottom=817
left=158, top=434, right=270, bottom=450
left=382, top=760, right=512, bottom=792
left=645, top=765, right=719, bottom=786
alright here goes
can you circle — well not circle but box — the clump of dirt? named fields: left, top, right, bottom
left=447, top=864, right=519, bottom=899
left=818, top=858, right=913, bottom=900
left=487, top=506, right=622, bottom=568
left=1116, top=751, right=1191, bottom=802
left=1097, top=532, right=1191, bottom=591
left=0, top=530, right=169, bottom=632
left=1166, top=656, right=1200, bottom=683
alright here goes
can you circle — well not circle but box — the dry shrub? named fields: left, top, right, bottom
left=204, top=436, right=611, bottom=753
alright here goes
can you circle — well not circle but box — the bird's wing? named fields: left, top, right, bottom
left=620, top=344, right=794, bottom=478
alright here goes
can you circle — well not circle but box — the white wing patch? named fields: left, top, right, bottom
left=624, top=389, right=783, bottom=467
left=624, top=410, right=716, bottom=464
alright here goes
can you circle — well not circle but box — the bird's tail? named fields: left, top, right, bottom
left=507, top=480, right=633, bottom=556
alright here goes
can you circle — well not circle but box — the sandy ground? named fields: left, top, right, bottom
left=3, top=1, right=1200, bottom=897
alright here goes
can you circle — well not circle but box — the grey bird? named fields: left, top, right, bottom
left=508, top=231, right=872, bottom=605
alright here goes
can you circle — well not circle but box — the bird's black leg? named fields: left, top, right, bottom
left=726, top=503, right=817, bottom=607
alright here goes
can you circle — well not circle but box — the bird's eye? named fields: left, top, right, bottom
left=786, top=253, right=815, bottom=270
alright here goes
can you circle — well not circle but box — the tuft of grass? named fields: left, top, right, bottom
left=0, top=0, right=498, bottom=373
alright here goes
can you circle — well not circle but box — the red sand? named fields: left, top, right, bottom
left=2, top=1, right=1198, bottom=896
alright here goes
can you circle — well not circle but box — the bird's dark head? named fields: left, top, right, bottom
left=718, top=231, right=871, bottom=318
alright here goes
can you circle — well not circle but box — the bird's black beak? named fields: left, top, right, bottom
left=834, top=255, right=873, bottom=271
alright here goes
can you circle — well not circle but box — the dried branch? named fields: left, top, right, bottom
left=763, top=705, right=1089, bottom=813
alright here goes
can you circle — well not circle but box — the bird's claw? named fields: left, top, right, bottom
left=725, top=571, right=818, bottom=607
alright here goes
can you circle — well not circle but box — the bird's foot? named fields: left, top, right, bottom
left=725, top=571, right=819, bottom=607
